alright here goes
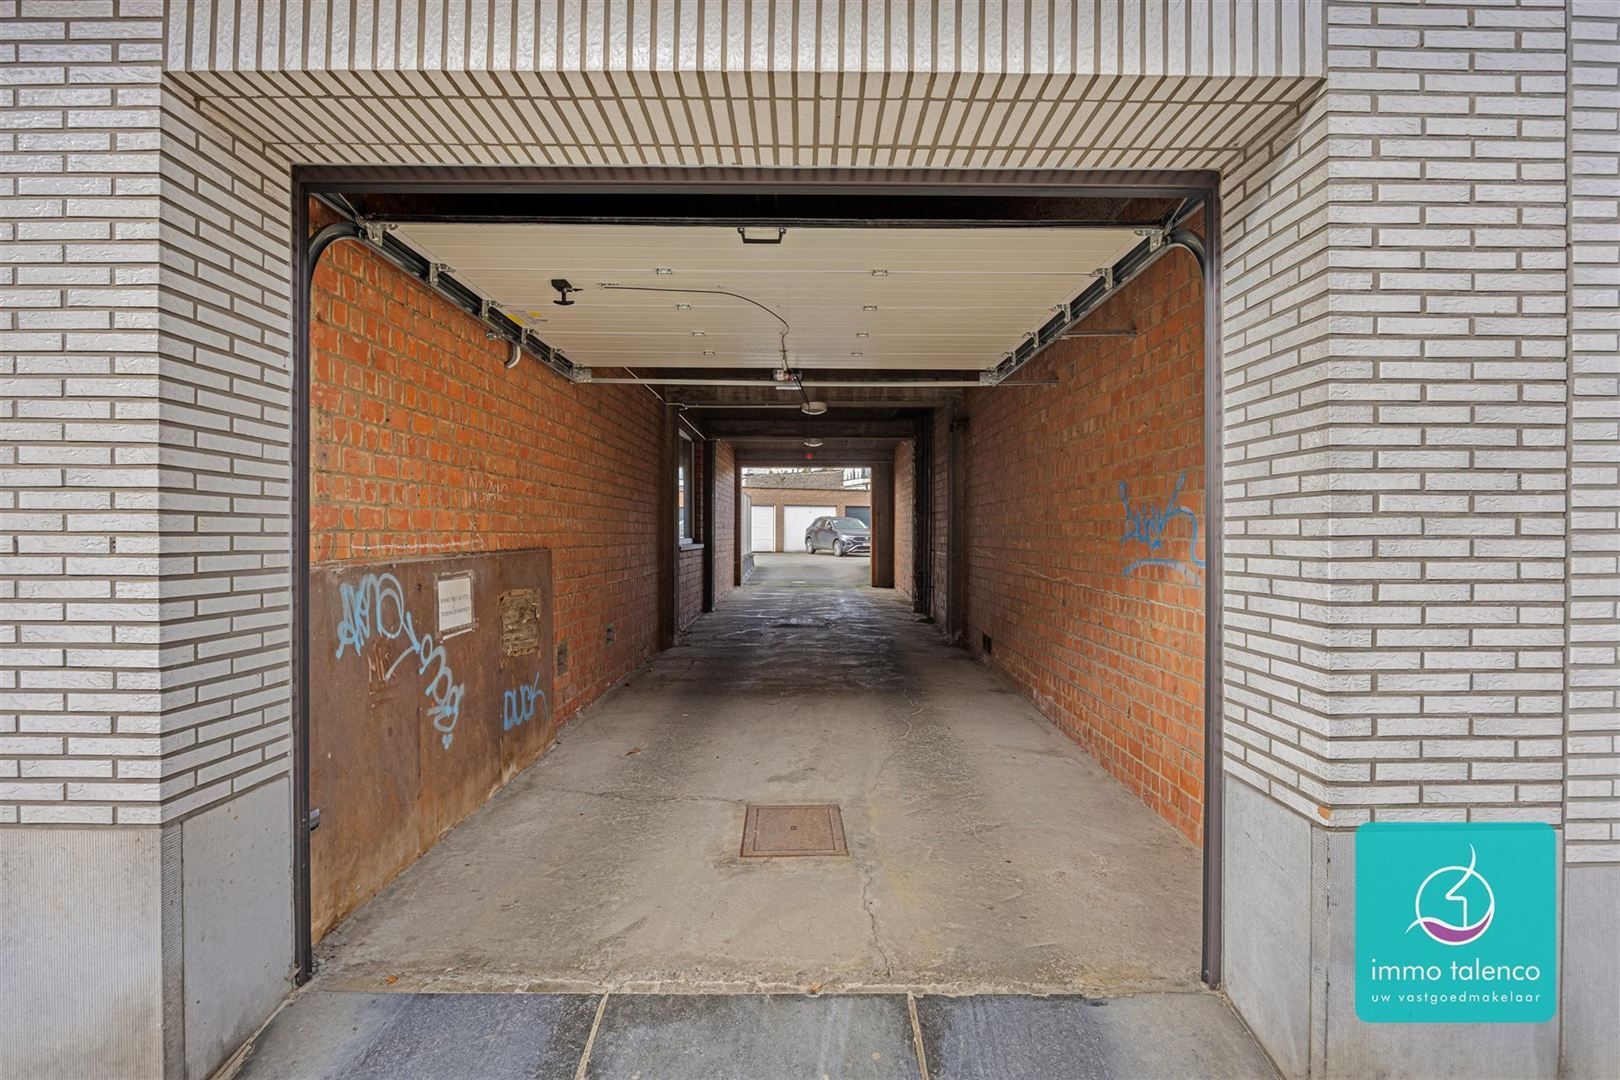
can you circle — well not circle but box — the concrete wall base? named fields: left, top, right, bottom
left=1223, top=776, right=1580, bottom=1079
left=0, top=779, right=294, bottom=1080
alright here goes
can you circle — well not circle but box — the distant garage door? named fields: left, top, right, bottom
left=784, top=505, right=837, bottom=552
left=750, top=505, right=777, bottom=552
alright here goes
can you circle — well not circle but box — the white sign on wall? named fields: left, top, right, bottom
left=436, top=572, right=475, bottom=637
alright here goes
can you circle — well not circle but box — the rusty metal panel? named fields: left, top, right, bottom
left=308, top=548, right=553, bottom=941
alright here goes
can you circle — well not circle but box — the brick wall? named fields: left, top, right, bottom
left=961, top=250, right=1206, bottom=842
left=894, top=440, right=916, bottom=602
left=310, top=234, right=665, bottom=722
left=713, top=440, right=737, bottom=601
left=931, top=411, right=952, bottom=629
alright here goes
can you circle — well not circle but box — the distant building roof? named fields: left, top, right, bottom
left=743, top=469, right=849, bottom=491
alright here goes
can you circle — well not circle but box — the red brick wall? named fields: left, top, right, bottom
left=714, top=440, right=738, bottom=600
left=931, top=410, right=952, bottom=628
left=960, top=249, right=1205, bottom=841
left=309, top=235, right=665, bottom=724
left=677, top=546, right=703, bottom=629
left=894, top=440, right=915, bottom=601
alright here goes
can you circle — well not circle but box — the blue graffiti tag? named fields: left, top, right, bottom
left=502, top=672, right=548, bottom=732
left=334, top=573, right=466, bottom=749
left=1120, top=472, right=1205, bottom=581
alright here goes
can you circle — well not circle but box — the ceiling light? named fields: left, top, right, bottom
left=655, top=267, right=673, bottom=275
left=801, top=400, right=829, bottom=416
left=804, top=439, right=824, bottom=448
left=871, top=269, right=889, bottom=277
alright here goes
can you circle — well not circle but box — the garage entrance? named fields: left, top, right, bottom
left=294, top=171, right=1219, bottom=1006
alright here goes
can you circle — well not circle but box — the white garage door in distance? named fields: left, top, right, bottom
left=750, top=505, right=777, bottom=552
left=784, top=505, right=837, bottom=552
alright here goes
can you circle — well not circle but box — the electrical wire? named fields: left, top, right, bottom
left=597, top=283, right=797, bottom=400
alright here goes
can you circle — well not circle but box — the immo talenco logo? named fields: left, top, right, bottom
left=1356, top=822, right=1555, bottom=1024
left=1408, top=845, right=1494, bottom=947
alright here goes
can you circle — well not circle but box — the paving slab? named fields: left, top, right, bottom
left=231, top=991, right=600, bottom=1080
left=914, top=993, right=1277, bottom=1080
left=583, top=993, right=919, bottom=1080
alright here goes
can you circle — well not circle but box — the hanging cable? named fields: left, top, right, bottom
left=597, top=283, right=791, bottom=371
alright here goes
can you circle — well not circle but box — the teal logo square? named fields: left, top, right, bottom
left=1356, top=822, right=1556, bottom=1024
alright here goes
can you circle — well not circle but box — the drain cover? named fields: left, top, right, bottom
left=741, top=804, right=848, bottom=858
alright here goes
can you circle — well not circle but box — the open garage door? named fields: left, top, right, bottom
left=293, top=174, right=1218, bottom=1026
left=783, top=505, right=835, bottom=551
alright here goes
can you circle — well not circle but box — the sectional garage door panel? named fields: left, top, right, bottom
left=784, top=505, right=837, bottom=552
left=750, top=505, right=777, bottom=552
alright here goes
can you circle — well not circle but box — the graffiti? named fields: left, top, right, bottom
left=334, top=572, right=466, bottom=749
left=1120, top=472, right=1204, bottom=581
left=502, top=672, right=548, bottom=732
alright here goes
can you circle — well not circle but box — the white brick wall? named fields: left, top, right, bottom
left=1567, top=0, right=1620, bottom=864
left=1220, top=0, right=1589, bottom=841
left=1, top=0, right=166, bottom=826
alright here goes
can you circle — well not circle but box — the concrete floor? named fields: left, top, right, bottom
left=314, top=553, right=1204, bottom=997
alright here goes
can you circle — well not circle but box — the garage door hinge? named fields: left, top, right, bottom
left=1134, top=226, right=1167, bottom=252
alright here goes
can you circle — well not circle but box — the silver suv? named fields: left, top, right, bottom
left=805, top=516, right=871, bottom=557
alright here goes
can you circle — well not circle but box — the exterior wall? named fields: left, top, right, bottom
left=3, top=3, right=1615, bottom=1079
left=931, top=412, right=953, bottom=630
left=893, top=441, right=916, bottom=603
left=713, top=441, right=738, bottom=603
left=960, top=250, right=1206, bottom=842
left=739, top=487, right=872, bottom=553
left=311, top=234, right=665, bottom=721
left=677, top=546, right=703, bottom=630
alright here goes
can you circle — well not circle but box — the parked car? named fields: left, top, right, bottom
left=806, top=516, right=871, bottom=557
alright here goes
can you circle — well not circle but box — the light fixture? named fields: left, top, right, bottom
left=801, top=400, right=829, bottom=416
left=871, top=269, right=889, bottom=277
left=804, top=438, right=824, bottom=448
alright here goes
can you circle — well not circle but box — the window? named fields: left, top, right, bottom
left=678, top=433, right=696, bottom=543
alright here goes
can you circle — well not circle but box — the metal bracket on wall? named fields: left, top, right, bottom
left=311, top=193, right=591, bottom=387
left=981, top=200, right=1204, bottom=387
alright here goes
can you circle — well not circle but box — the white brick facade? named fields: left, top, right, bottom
left=1224, top=0, right=1581, bottom=834
left=1567, top=0, right=1620, bottom=865
left=2, top=3, right=1618, bottom=1076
